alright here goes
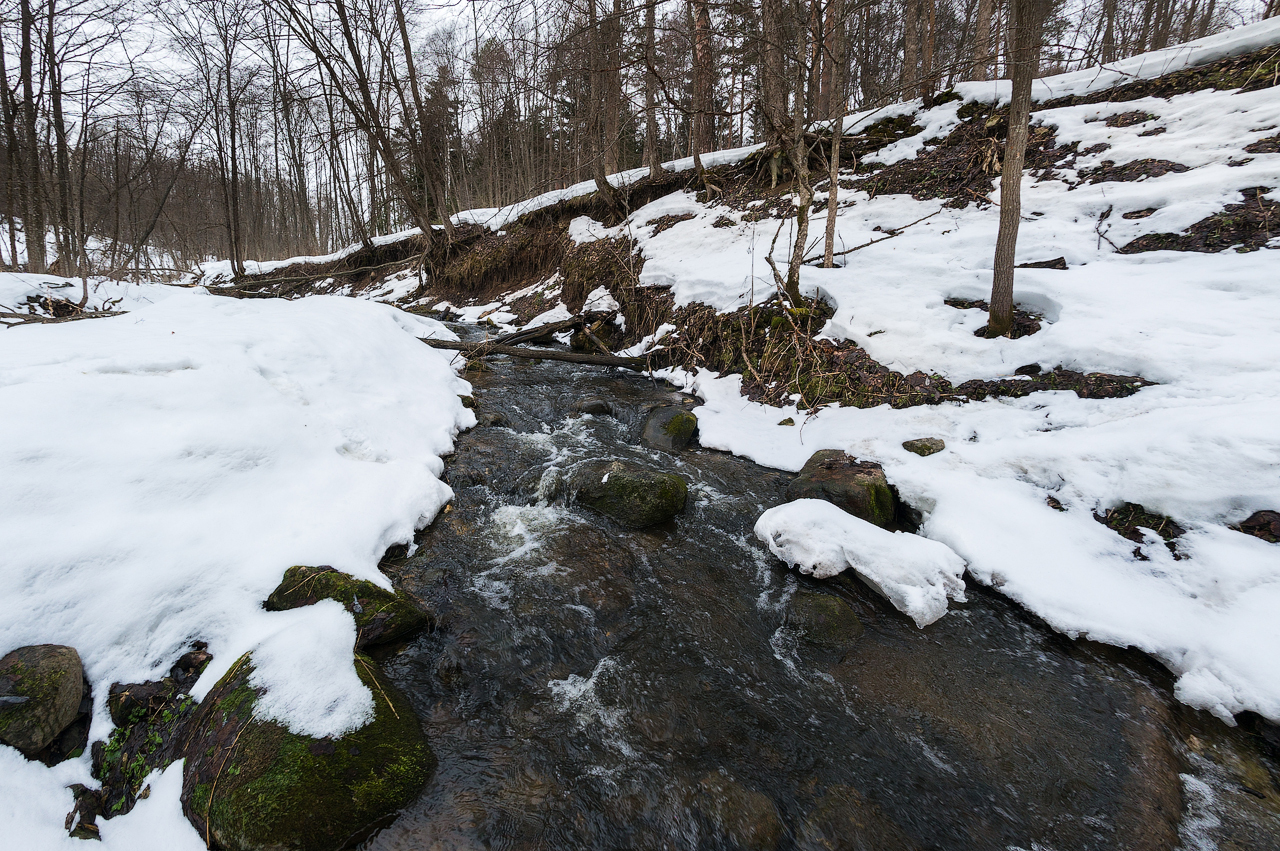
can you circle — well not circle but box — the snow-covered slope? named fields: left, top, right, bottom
left=0, top=290, right=473, bottom=846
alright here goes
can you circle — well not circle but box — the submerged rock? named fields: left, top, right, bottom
left=0, top=645, right=84, bottom=758
left=787, top=450, right=897, bottom=528
left=182, top=652, right=434, bottom=851
left=797, top=784, right=921, bottom=850
left=789, top=591, right=864, bottom=649
left=902, top=437, right=945, bottom=457
left=575, top=396, right=616, bottom=416
left=573, top=460, right=688, bottom=528
left=265, top=565, right=431, bottom=650
left=687, top=771, right=784, bottom=851
left=641, top=405, right=698, bottom=452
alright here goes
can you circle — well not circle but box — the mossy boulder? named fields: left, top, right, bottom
left=266, top=566, right=431, bottom=650
left=182, top=652, right=434, bottom=851
left=789, top=592, right=863, bottom=649
left=572, top=460, right=688, bottom=528
left=787, top=450, right=897, bottom=528
left=686, top=771, right=784, bottom=851
left=0, top=645, right=84, bottom=757
left=641, top=405, right=698, bottom=452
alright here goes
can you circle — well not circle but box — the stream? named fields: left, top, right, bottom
left=366, top=325, right=1280, bottom=851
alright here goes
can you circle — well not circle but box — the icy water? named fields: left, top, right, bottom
left=368, top=331, right=1280, bottom=851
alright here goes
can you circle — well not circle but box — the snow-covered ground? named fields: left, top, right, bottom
left=0, top=286, right=473, bottom=846
left=600, top=25, right=1280, bottom=724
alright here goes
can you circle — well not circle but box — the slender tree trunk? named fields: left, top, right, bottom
left=0, top=25, right=23, bottom=269
left=988, top=0, right=1044, bottom=337
left=47, top=0, right=76, bottom=273
left=643, top=0, right=661, bottom=176
left=785, top=0, right=811, bottom=306
left=921, top=0, right=937, bottom=104
left=1101, top=0, right=1118, bottom=63
left=603, top=0, right=623, bottom=174
left=823, top=0, right=846, bottom=268
left=19, top=0, right=46, bottom=273
left=902, top=0, right=920, bottom=98
left=691, top=0, right=715, bottom=157
left=760, top=0, right=789, bottom=148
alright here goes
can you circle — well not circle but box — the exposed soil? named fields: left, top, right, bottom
left=945, top=296, right=1043, bottom=338
left=1120, top=186, right=1278, bottom=253
left=1245, top=133, right=1280, bottom=154
left=644, top=212, right=696, bottom=235
left=1080, top=158, right=1190, bottom=183
left=1094, top=502, right=1186, bottom=560
left=1105, top=111, right=1159, bottom=128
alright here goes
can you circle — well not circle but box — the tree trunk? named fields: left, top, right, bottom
left=988, top=0, right=1044, bottom=338
left=691, top=0, right=715, bottom=157
left=1101, top=0, right=1118, bottom=63
left=760, top=0, right=789, bottom=148
left=643, top=0, right=661, bottom=176
left=19, top=0, right=46, bottom=273
left=784, top=0, right=811, bottom=306
left=902, top=0, right=920, bottom=99
left=971, top=0, right=994, bottom=80
left=823, top=0, right=846, bottom=268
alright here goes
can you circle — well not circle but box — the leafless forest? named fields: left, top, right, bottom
left=0, top=0, right=1272, bottom=277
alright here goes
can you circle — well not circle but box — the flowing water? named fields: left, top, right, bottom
left=367, top=328, right=1280, bottom=851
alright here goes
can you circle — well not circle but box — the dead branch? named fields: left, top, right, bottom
left=422, top=338, right=652, bottom=370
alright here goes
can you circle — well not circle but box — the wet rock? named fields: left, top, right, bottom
left=575, top=396, right=615, bottom=416
left=1235, top=509, right=1280, bottom=543
left=797, top=784, right=920, bottom=851
left=108, top=680, right=173, bottom=727
left=0, top=645, right=84, bottom=758
left=572, top=460, right=688, bottom=528
left=789, top=592, right=863, bottom=649
left=265, top=565, right=431, bottom=650
left=687, top=771, right=784, bottom=851
left=181, top=652, right=433, bottom=851
left=786, top=450, right=897, bottom=528
left=641, top=405, right=698, bottom=452
left=902, top=437, right=945, bottom=457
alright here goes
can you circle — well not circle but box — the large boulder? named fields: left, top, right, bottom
left=641, top=405, right=698, bottom=452
left=265, top=565, right=431, bottom=650
left=181, top=652, right=434, bottom=851
left=0, top=645, right=85, bottom=758
left=573, top=460, right=688, bottom=528
left=786, top=451, right=897, bottom=528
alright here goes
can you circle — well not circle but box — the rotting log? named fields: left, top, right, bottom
left=422, top=338, right=653, bottom=370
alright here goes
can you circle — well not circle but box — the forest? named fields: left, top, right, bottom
left=1, top=0, right=1270, bottom=277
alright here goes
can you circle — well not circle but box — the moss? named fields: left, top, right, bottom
left=266, top=565, right=430, bottom=650
left=189, top=653, right=434, bottom=851
left=573, top=461, right=689, bottom=529
left=790, top=592, right=864, bottom=648
left=661, top=410, right=697, bottom=442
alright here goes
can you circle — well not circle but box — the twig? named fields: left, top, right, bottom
left=802, top=208, right=941, bottom=264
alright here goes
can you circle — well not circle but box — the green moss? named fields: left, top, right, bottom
left=197, top=653, right=434, bottom=851
left=661, top=410, right=697, bottom=442
left=574, top=462, right=689, bottom=529
left=266, top=565, right=430, bottom=649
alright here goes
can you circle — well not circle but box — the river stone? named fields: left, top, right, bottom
left=573, top=460, right=688, bottom=528
left=641, top=405, right=698, bottom=452
left=181, top=652, right=433, bottom=851
left=575, top=396, right=615, bottom=416
left=789, top=592, right=863, bottom=648
left=0, top=645, right=85, bottom=757
left=688, top=771, right=784, bottom=851
left=265, top=565, right=431, bottom=650
left=797, top=784, right=920, bottom=851
left=902, top=437, right=945, bottom=457
left=787, top=450, right=897, bottom=528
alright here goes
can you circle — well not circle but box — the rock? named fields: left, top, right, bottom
left=641, top=405, right=698, bottom=452
left=265, top=565, right=431, bottom=650
left=789, top=592, right=863, bottom=649
left=0, top=645, right=85, bottom=758
left=797, top=784, right=920, bottom=851
left=901, top=437, right=945, bottom=457
left=1235, top=510, right=1280, bottom=543
left=458, top=394, right=477, bottom=409
left=181, top=652, right=433, bottom=851
left=786, top=450, right=897, bottom=528
left=687, top=771, right=784, bottom=851
left=572, top=460, right=688, bottom=528
left=575, top=396, right=615, bottom=416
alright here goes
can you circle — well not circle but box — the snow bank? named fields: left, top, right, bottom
left=755, top=499, right=967, bottom=628
left=0, top=291, right=473, bottom=840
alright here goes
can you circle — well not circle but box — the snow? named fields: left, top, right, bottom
left=582, top=285, right=622, bottom=314
left=0, top=290, right=473, bottom=841
left=755, top=499, right=967, bottom=628
left=631, top=20, right=1280, bottom=723
left=0, top=273, right=190, bottom=318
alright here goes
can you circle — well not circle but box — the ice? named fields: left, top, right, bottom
left=755, top=499, right=967, bottom=628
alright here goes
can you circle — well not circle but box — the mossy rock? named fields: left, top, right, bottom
left=641, top=405, right=698, bottom=452
left=265, top=566, right=431, bottom=650
left=789, top=592, right=863, bottom=649
left=0, top=645, right=84, bottom=757
left=902, top=437, right=945, bottom=457
left=572, top=460, right=688, bottom=528
left=182, top=653, right=433, bottom=851
left=787, top=450, right=898, bottom=528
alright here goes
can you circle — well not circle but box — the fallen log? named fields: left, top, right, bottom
left=422, top=337, right=653, bottom=370
left=492, top=316, right=583, bottom=346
